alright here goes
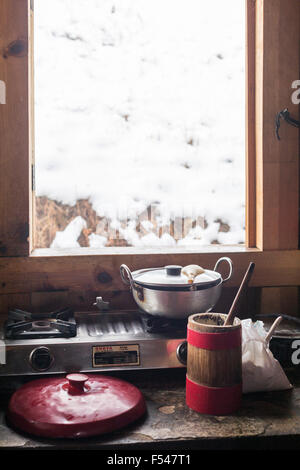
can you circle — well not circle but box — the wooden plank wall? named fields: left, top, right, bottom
left=0, top=0, right=31, bottom=256
left=0, top=249, right=299, bottom=317
left=0, top=249, right=300, bottom=294
left=246, top=0, right=257, bottom=248
left=0, top=286, right=298, bottom=319
left=255, top=0, right=300, bottom=250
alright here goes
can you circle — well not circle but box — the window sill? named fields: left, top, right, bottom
left=31, top=244, right=257, bottom=257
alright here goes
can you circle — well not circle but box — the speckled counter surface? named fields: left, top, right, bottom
left=1, top=369, right=300, bottom=450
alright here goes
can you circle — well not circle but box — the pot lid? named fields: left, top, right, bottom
left=8, top=373, right=146, bottom=439
left=132, top=265, right=221, bottom=289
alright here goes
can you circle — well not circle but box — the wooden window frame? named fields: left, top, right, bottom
left=0, top=0, right=299, bottom=311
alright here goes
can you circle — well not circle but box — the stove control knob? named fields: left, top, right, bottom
left=176, top=341, right=187, bottom=365
left=29, top=346, right=54, bottom=372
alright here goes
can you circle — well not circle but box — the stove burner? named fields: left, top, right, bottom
left=31, top=320, right=52, bottom=331
left=140, top=312, right=187, bottom=334
left=5, top=308, right=77, bottom=339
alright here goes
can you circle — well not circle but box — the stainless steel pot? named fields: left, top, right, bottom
left=120, top=257, right=233, bottom=319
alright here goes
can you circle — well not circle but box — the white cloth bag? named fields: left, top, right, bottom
left=241, top=319, right=292, bottom=393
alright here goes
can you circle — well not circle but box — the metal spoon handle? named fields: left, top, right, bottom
left=265, top=316, right=283, bottom=343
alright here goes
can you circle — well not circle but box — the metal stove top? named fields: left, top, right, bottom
left=0, top=311, right=187, bottom=376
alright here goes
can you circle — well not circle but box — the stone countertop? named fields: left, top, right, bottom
left=1, top=368, right=300, bottom=450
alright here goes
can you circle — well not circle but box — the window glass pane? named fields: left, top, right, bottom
left=34, top=0, right=245, bottom=249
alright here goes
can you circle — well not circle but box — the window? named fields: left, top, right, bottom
left=0, top=0, right=299, bottom=314
left=34, top=0, right=246, bottom=250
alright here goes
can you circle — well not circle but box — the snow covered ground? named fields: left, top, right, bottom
left=34, top=0, right=245, bottom=249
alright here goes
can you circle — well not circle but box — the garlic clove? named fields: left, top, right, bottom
left=182, top=264, right=205, bottom=283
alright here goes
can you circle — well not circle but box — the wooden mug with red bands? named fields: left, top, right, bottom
left=186, top=312, right=242, bottom=415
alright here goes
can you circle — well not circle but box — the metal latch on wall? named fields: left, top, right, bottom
left=93, top=297, right=110, bottom=311
left=275, top=108, right=300, bottom=140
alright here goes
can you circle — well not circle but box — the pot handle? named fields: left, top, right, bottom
left=213, top=257, right=233, bottom=283
left=120, top=264, right=134, bottom=289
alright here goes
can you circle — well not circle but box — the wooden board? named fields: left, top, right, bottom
left=0, top=286, right=293, bottom=319
left=0, top=249, right=300, bottom=298
left=255, top=0, right=300, bottom=250
left=246, top=0, right=257, bottom=248
left=0, top=0, right=31, bottom=256
left=260, top=286, right=299, bottom=316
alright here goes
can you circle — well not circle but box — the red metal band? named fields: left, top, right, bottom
left=186, top=375, right=242, bottom=415
left=187, top=326, right=241, bottom=350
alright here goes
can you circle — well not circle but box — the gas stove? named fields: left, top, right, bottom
left=0, top=308, right=187, bottom=376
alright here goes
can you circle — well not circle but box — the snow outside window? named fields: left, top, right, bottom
left=34, top=0, right=245, bottom=250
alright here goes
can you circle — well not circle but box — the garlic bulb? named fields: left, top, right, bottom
left=182, top=264, right=205, bottom=284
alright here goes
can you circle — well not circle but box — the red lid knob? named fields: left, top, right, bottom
left=66, top=373, right=89, bottom=394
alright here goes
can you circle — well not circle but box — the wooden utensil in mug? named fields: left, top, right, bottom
left=224, top=262, right=255, bottom=326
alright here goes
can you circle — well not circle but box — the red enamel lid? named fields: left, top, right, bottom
left=8, top=374, right=146, bottom=438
